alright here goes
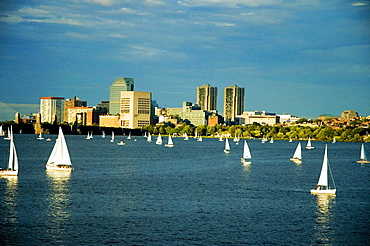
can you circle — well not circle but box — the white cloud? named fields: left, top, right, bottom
left=110, top=33, right=127, bottom=38
left=84, top=0, right=118, bottom=7
left=145, top=0, right=166, bottom=5
left=352, top=2, right=367, bottom=6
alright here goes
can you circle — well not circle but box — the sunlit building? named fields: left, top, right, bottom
left=196, top=84, right=217, bottom=112
left=109, top=77, right=134, bottom=115
left=119, top=91, right=151, bottom=129
left=40, top=97, right=65, bottom=123
left=223, top=85, right=244, bottom=124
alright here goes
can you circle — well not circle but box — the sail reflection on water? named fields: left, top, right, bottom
left=313, top=194, right=336, bottom=245
left=1, top=177, right=18, bottom=244
left=46, top=170, right=72, bottom=241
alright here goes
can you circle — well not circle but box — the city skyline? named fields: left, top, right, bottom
left=0, top=1, right=369, bottom=119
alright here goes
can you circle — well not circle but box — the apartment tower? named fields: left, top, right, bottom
left=119, top=91, right=151, bottom=129
left=109, top=77, right=134, bottom=115
left=40, top=97, right=65, bottom=123
left=223, top=85, right=244, bottom=123
left=196, top=84, right=217, bottom=112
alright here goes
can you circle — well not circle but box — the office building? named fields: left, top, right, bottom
left=196, top=84, right=217, bottom=112
left=167, top=102, right=208, bottom=126
left=40, top=97, right=65, bottom=123
left=223, top=85, right=244, bottom=124
left=64, top=96, right=87, bottom=123
left=109, top=77, right=134, bottom=115
left=119, top=91, right=151, bottom=129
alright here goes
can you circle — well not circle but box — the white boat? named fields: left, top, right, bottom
left=219, top=135, right=224, bottom=141
left=224, top=138, right=230, bottom=153
left=306, top=137, right=314, bottom=149
left=289, top=138, right=293, bottom=143
left=241, top=140, right=252, bottom=165
left=332, top=137, right=336, bottom=143
left=0, top=125, right=4, bottom=136
left=101, top=131, right=106, bottom=138
left=110, top=131, right=115, bottom=142
left=290, top=142, right=302, bottom=164
left=86, top=131, right=92, bottom=139
left=165, top=134, right=174, bottom=147
left=357, top=143, right=370, bottom=164
left=0, top=127, right=18, bottom=176
left=261, top=136, right=267, bottom=144
left=147, top=132, right=152, bottom=142
left=4, top=128, right=11, bottom=140
left=183, top=132, right=189, bottom=141
left=117, top=139, right=126, bottom=145
left=46, top=127, right=73, bottom=171
left=310, top=145, right=336, bottom=195
left=197, top=136, right=202, bottom=142
left=127, top=133, right=131, bottom=140
left=37, top=132, right=44, bottom=140
left=269, top=137, right=274, bottom=144
left=156, top=134, right=163, bottom=145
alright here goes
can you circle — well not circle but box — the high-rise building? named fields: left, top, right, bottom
left=223, top=85, right=244, bottom=124
left=196, top=84, right=217, bottom=111
left=64, top=96, right=87, bottom=123
left=40, top=97, right=65, bottom=123
left=119, top=91, right=151, bottom=129
left=109, top=77, right=134, bottom=115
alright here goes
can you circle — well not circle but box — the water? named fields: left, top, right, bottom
left=0, top=134, right=369, bottom=245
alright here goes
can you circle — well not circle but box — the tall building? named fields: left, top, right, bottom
left=223, top=85, right=244, bottom=124
left=40, top=97, right=65, bottom=123
left=196, top=84, right=217, bottom=111
left=109, top=77, right=134, bottom=115
left=119, top=91, right=151, bottom=129
left=64, top=96, right=87, bottom=123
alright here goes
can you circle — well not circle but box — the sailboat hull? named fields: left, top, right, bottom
left=241, top=158, right=251, bottom=165
left=357, top=160, right=370, bottom=164
left=0, top=169, right=18, bottom=176
left=290, top=158, right=302, bottom=164
left=46, top=164, right=73, bottom=171
left=310, top=189, right=336, bottom=195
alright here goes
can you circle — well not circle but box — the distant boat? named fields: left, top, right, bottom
left=332, top=137, right=336, bottom=143
left=310, top=145, right=336, bottom=195
left=127, top=133, right=131, bottom=140
left=0, top=126, right=18, bottom=176
left=290, top=142, right=302, bottom=164
left=289, top=138, right=293, bottom=142
left=224, top=138, right=230, bottom=153
left=0, top=125, right=4, bottom=136
left=357, top=144, right=370, bottom=164
left=86, top=131, right=92, bottom=139
left=110, top=131, right=115, bottom=143
left=183, top=132, right=189, bottom=141
left=269, top=137, right=274, bottom=144
left=101, top=131, right=106, bottom=139
left=4, top=128, right=11, bottom=140
left=156, top=134, right=163, bottom=145
left=241, top=140, right=252, bottom=165
left=261, top=136, right=267, bottom=144
left=219, top=135, right=224, bottom=142
left=37, top=132, right=44, bottom=140
left=165, top=134, right=174, bottom=147
left=306, top=137, right=314, bottom=149
left=117, top=139, right=126, bottom=145
left=147, top=132, right=152, bottom=142
left=46, top=127, right=73, bottom=171
left=197, top=136, right=202, bottom=142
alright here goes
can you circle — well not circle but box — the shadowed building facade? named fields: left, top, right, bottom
left=223, top=85, right=244, bottom=124
left=109, top=77, right=134, bottom=115
left=196, top=84, right=217, bottom=112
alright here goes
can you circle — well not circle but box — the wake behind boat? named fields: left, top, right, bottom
left=46, top=127, right=73, bottom=171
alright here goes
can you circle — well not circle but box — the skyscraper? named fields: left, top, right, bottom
left=196, top=84, right=217, bottom=111
left=223, top=85, right=244, bottom=123
left=40, top=97, right=65, bottom=123
left=119, top=91, right=151, bottom=129
left=109, top=77, right=134, bottom=115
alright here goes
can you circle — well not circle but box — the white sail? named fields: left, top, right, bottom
left=0, top=125, right=4, bottom=136
left=224, top=138, right=230, bottom=153
left=147, top=132, right=152, bottom=142
left=46, top=127, right=72, bottom=170
left=37, top=132, right=44, bottom=140
left=165, top=134, right=174, bottom=147
left=317, top=145, right=329, bottom=187
left=242, top=141, right=251, bottom=159
left=332, top=137, right=336, bottom=143
left=156, top=134, right=162, bottom=145
left=102, top=131, right=106, bottom=138
left=127, top=133, right=131, bottom=140
left=306, top=137, right=314, bottom=149
left=360, top=144, right=367, bottom=160
left=293, top=142, right=302, bottom=159
left=183, top=132, right=189, bottom=140
left=0, top=126, right=18, bottom=176
left=110, top=131, right=115, bottom=142
left=270, top=137, right=274, bottom=143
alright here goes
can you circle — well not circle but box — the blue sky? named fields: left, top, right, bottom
left=0, top=0, right=369, bottom=120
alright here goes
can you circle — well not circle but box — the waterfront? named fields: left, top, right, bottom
left=0, top=134, right=369, bottom=245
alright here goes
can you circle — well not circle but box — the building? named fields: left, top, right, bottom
left=99, top=115, right=121, bottom=128
left=119, top=91, right=151, bottom=129
left=40, top=97, right=65, bottom=123
left=64, top=96, right=87, bottom=123
left=277, top=114, right=300, bottom=124
left=167, top=102, right=208, bottom=126
left=223, top=85, right=244, bottom=124
left=341, top=110, right=358, bottom=119
left=196, top=84, right=217, bottom=112
left=66, top=107, right=99, bottom=125
left=109, top=77, right=134, bottom=115
left=240, top=111, right=279, bottom=126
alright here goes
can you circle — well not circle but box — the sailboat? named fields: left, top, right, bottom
left=4, top=128, right=11, bottom=140
left=219, top=135, right=224, bottom=142
left=261, top=136, right=267, bottom=144
left=0, top=125, right=5, bottom=136
left=165, top=134, right=174, bottom=147
left=101, top=131, right=106, bottom=138
left=269, top=137, right=274, bottom=144
left=86, top=131, right=92, bottom=139
left=147, top=132, right=152, bottom=142
left=117, top=139, right=126, bottom=145
left=46, top=127, right=73, bottom=171
left=224, top=138, right=230, bottom=153
left=37, top=132, right=44, bottom=140
left=0, top=127, right=18, bottom=176
left=306, top=137, right=314, bottom=149
left=156, top=133, right=163, bottom=145
left=197, top=135, right=203, bottom=142
left=289, top=138, right=293, bottom=143
left=110, top=131, right=115, bottom=142
left=183, top=132, right=189, bottom=141
left=127, top=132, right=131, bottom=140
left=240, top=140, right=252, bottom=165
left=290, top=142, right=302, bottom=164
left=357, top=144, right=370, bottom=164
left=310, top=145, right=336, bottom=195
left=332, top=137, right=336, bottom=143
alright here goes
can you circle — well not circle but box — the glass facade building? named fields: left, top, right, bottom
left=109, top=77, right=134, bottom=115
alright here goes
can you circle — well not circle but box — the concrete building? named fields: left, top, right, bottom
left=67, top=107, right=100, bottom=125
left=240, top=111, right=279, bottom=126
left=167, top=102, right=207, bottom=126
left=109, top=77, right=134, bottom=115
left=40, top=97, right=65, bottom=123
left=64, top=96, right=87, bottom=123
left=99, top=115, right=121, bottom=128
left=196, top=84, right=217, bottom=112
left=119, top=91, right=151, bottom=129
left=341, top=110, right=358, bottom=119
left=223, top=85, right=244, bottom=124
left=277, top=114, right=300, bottom=124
